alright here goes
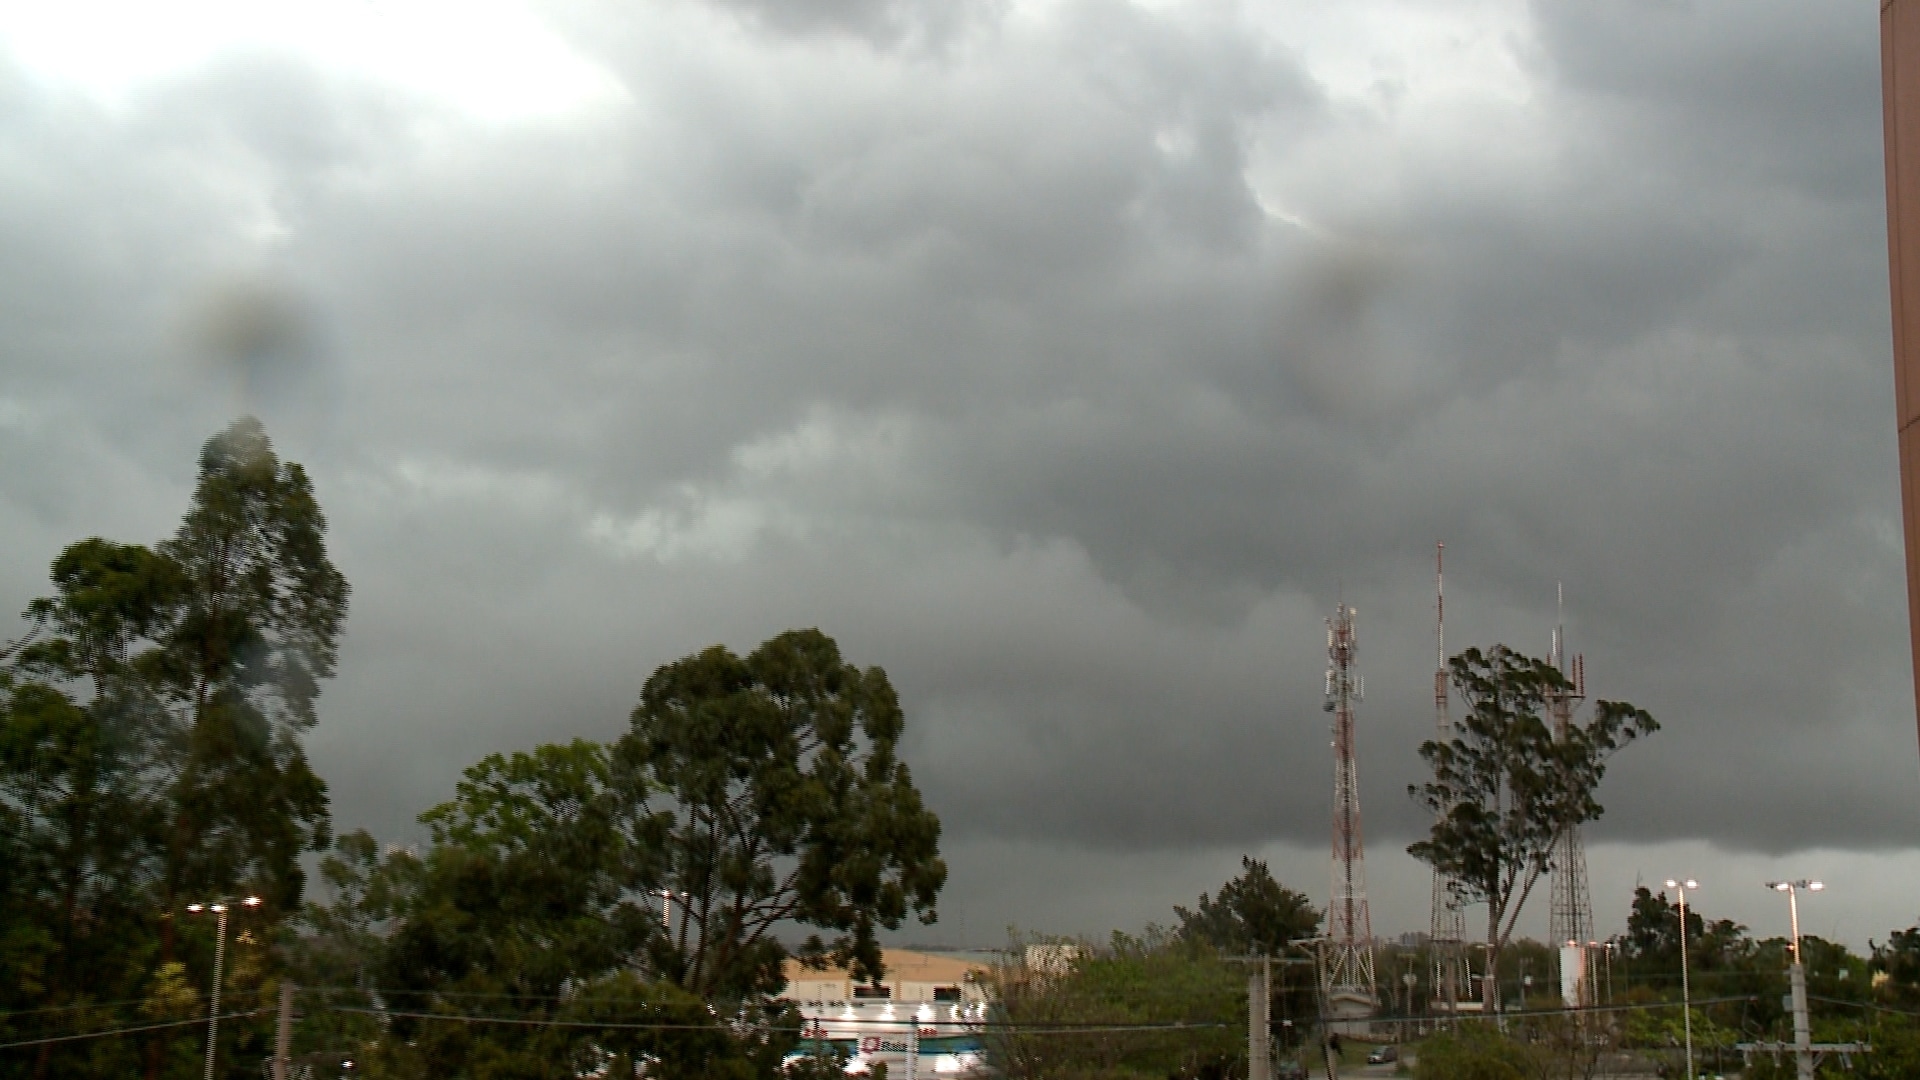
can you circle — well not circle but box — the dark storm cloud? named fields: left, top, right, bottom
left=1, top=0, right=1915, bottom=942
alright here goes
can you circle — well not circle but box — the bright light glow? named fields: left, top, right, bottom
left=244, top=896, right=263, bottom=906
left=186, top=904, right=204, bottom=913
left=0, top=0, right=627, bottom=120
left=210, top=904, right=227, bottom=913
left=1809, top=882, right=1825, bottom=891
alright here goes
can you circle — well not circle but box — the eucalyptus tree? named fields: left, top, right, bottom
left=155, top=417, right=347, bottom=910
left=1408, top=645, right=1657, bottom=1012
left=615, top=628, right=947, bottom=1000
left=3, top=418, right=349, bottom=1078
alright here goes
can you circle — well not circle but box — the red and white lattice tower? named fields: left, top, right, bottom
left=1427, top=545, right=1469, bottom=1018
left=1323, top=602, right=1377, bottom=1008
left=1546, top=584, right=1597, bottom=1009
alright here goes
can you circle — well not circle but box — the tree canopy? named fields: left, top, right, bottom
left=1408, top=645, right=1657, bottom=1010
left=616, top=628, right=947, bottom=999
left=1174, top=857, right=1320, bottom=957
left=1, top=417, right=346, bottom=1079
left=335, top=630, right=946, bottom=1074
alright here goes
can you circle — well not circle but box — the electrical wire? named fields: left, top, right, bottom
left=0, top=1009, right=269, bottom=1052
left=328, top=1005, right=1227, bottom=1035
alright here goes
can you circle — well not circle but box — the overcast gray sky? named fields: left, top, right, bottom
left=2, top=0, right=1915, bottom=949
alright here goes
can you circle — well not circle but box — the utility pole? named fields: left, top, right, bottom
left=272, top=981, right=294, bottom=1080
left=1249, top=958, right=1271, bottom=1080
left=1738, top=882, right=1867, bottom=1075
left=1777, top=881, right=1822, bottom=1080
left=1230, top=954, right=1316, bottom=1080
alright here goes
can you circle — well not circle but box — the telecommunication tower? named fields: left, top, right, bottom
left=1427, top=545, right=1469, bottom=1019
left=1323, top=602, right=1377, bottom=1011
left=1546, top=584, right=1597, bottom=1008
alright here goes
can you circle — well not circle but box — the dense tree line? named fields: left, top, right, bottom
left=1405, top=886, right=1920, bottom=1080
left=0, top=420, right=946, bottom=1079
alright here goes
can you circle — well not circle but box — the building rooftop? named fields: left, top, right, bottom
left=781, top=947, right=991, bottom=992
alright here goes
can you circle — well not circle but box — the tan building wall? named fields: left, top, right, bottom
left=1885, top=0, right=1920, bottom=746
left=777, top=947, right=992, bottom=1004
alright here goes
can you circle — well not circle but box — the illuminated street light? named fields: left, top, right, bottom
left=1766, top=880, right=1824, bottom=963
left=187, top=896, right=263, bottom=1080
left=1665, top=879, right=1698, bottom=1080
left=1764, top=880, right=1825, bottom=1080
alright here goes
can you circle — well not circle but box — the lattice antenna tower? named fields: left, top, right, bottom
left=1546, top=583, right=1598, bottom=1007
left=1427, top=545, right=1469, bottom=1017
left=1323, top=601, right=1377, bottom=1004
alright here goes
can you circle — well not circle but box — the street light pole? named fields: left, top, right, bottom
left=1766, top=879, right=1825, bottom=1080
left=1665, top=879, right=1698, bottom=1080
left=187, top=896, right=261, bottom=1080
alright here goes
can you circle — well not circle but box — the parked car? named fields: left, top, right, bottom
left=1366, top=1045, right=1398, bottom=1065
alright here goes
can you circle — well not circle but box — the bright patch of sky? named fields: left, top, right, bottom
left=0, top=0, right=627, bottom=119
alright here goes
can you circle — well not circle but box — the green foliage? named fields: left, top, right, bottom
left=616, top=628, right=947, bottom=999
left=1858, top=1018, right=1920, bottom=1079
left=557, top=973, right=792, bottom=1080
left=288, top=830, right=423, bottom=1063
left=1873, top=926, right=1920, bottom=1008
left=1175, top=857, right=1319, bottom=1051
left=989, top=929, right=1243, bottom=1079
left=351, top=630, right=943, bottom=1073
left=1175, top=857, right=1320, bottom=957
left=373, top=741, right=658, bottom=1075
left=1411, top=1025, right=1540, bottom=1080
left=0, top=418, right=345, bottom=1078
left=1408, top=645, right=1657, bottom=1008
left=158, top=417, right=345, bottom=909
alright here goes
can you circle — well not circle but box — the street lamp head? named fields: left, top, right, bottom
left=186, top=903, right=204, bottom=913
left=243, top=896, right=263, bottom=907
left=1665, top=879, right=1698, bottom=890
left=1808, top=881, right=1825, bottom=892
left=210, top=904, right=226, bottom=913
left=1769, top=881, right=1790, bottom=892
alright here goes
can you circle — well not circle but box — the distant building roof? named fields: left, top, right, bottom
left=781, top=948, right=990, bottom=989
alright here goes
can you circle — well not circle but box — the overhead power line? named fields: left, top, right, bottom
left=0, top=1009, right=269, bottom=1052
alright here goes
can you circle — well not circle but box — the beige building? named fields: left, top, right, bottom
left=778, top=947, right=993, bottom=1004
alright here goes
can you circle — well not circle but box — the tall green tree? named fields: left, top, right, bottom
left=156, top=417, right=346, bottom=911
left=1174, top=857, right=1320, bottom=957
left=614, top=628, right=947, bottom=1000
left=374, top=739, right=657, bottom=1079
left=1174, top=857, right=1320, bottom=1050
left=0, top=418, right=347, bottom=1079
left=1408, top=645, right=1657, bottom=1012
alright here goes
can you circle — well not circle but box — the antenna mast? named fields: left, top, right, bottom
left=1547, top=582, right=1597, bottom=1009
left=1427, top=544, right=1469, bottom=1021
left=1323, top=601, right=1377, bottom=1020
